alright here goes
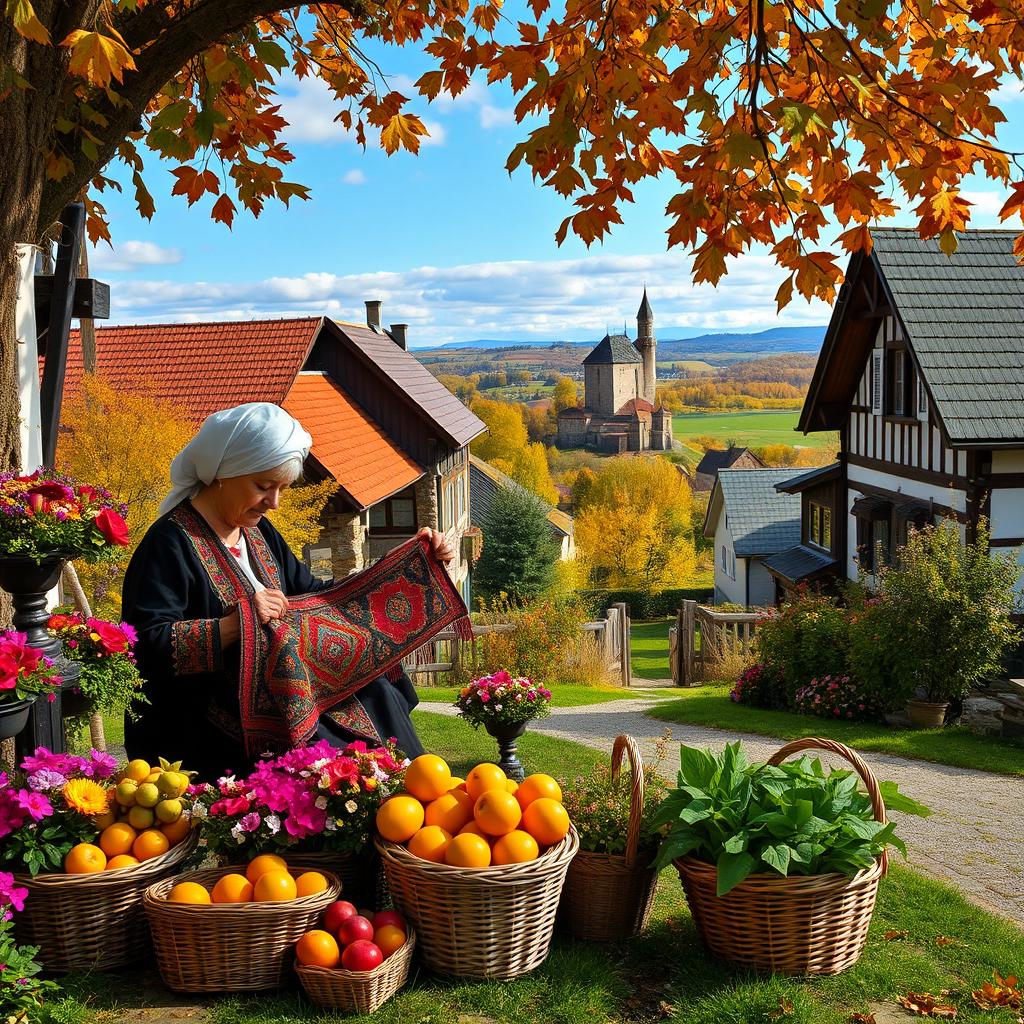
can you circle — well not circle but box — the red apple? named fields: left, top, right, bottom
left=372, top=910, right=406, bottom=933
left=341, top=939, right=384, bottom=972
left=337, top=915, right=375, bottom=946
left=323, top=901, right=358, bottom=934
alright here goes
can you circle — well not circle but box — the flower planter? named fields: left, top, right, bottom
left=484, top=719, right=527, bottom=781
left=0, top=697, right=33, bottom=739
left=906, top=699, right=949, bottom=729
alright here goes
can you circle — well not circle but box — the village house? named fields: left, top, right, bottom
left=691, top=446, right=766, bottom=492
left=556, top=291, right=674, bottom=453
left=64, top=303, right=486, bottom=600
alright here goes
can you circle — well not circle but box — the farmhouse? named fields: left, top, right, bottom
left=767, top=228, right=1024, bottom=597
left=64, top=304, right=485, bottom=597
left=691, top=446, right=767, bottom=492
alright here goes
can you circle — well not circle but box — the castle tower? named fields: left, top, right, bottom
left=634, top=288, right=656, bottom=404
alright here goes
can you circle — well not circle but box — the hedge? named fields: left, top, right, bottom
left=578, top=587, right=714, bottom=620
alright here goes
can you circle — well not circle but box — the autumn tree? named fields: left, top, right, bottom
left=551, top=377, right=579, bottom=413
left=268, top=478, right=340, bottom=560
left=470, top=398, right=529, bottom=466
left=5, top=0, right=1024, bottom=472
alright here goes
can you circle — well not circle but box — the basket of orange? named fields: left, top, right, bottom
left=10, top=754, right=200, bottom=973
left=373, top=754, right=579, bottom=980
left=143, top=855, right=341, bottom=992
left=295, top=906, right=416, bottom=1013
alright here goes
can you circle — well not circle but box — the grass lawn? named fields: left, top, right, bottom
left=672, top=409, right=838, bottom=449
left=48, top=713, right=1024, bottom=1024
left=648, top=684, right=1024, bottom=777
left=415, top=683, right=687, bottom=707
left=631, top=618, right=673, bottom=680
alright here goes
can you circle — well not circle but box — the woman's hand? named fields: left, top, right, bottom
left=417, top=527, right=455, bottom=566
left=253, top=588, right=289, bottom=624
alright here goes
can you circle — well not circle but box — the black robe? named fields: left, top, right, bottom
left=121, top=505, right=423, bottom=781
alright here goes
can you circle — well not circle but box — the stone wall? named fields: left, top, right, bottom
left=325, top=511, right=366, bottom=578
left=961, top=678, right=1024, bottom=739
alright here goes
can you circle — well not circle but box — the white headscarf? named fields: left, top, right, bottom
left=160, top=403, right=312, bottom=514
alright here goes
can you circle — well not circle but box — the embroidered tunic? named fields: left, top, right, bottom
left=121, top=501, right=424, bottom=779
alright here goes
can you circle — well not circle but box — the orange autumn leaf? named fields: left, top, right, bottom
left=61, top=27, right=136, bottom=86
left=850, top=1015, right=877, bottom=1023
left=897, top=992, right=958, bottom=1018
left=381, top=112, right=427, bottom=155
left=971, top=972, right=1022, bottom=1010
left=884, top=930, right=909, bottom=941
left=6, top=0, right=48, bottom=43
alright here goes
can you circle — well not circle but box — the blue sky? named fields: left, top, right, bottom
left=88, top=38, right=1024, bottom=347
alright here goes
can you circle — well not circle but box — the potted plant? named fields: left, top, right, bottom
left=856, top=522, right=1021, bottom=729
left=454, top=671, right=551, bottom=781
left=46, top=610, right=147, bottom=726
left=0, top=873, right=59, bottom=1021
left=0, top=632, right=58, bottom=739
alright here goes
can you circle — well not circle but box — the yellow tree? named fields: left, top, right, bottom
left=497, top=443, right=559, bottom=505
left=268, top=479, right=339, bottom=560
left=470, top=398, right=529, bottom=466
left=552, top=377, right=579, bottom=413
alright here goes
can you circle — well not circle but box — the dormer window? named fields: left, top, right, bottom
left=886, top=347, right=915, bottom=417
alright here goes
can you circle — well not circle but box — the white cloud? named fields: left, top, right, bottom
left=961, top=189, right=1006, bottom=220
left=342, top=169, right=367, bottom=185
left=89, top=240, right=182, bottom=273
left=420, top=119, right=446, bottom=146
left=277, top=73, right=356, bottom=145
left=97, top=248, right=832, bottom=344
left=993, top=78, right=1024, bottom=105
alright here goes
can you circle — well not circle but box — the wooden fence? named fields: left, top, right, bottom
left=673, top=599, right=768, bottom=686
left=403, top=602, right=633, bottom=687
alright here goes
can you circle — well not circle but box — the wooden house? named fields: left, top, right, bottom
left=767, top=228, right=1024, bottom=597
left=65, top=303, right=486, bottom=599
left=692, top=446, right=767, bottom=493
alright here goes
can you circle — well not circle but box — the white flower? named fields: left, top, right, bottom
left=264, top=814, right=281, bottom=834
left=494, top=704, right=502, bottom=711
left=312, top=758, right=330, bottom=771
left=325, top=817, right=338, bottom=832
left=191, top=804, right=208, bottom=820
left=230, top=824, right=245, bottom=843
left=344, top=800, right=358, bottom=814
left=315, top=795, right=328, bottom=810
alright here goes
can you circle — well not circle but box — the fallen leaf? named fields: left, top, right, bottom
left=851, top=1014, right=877, bottom=1023
left=935, top=936, right=953, bottom=946
left=897, top=992, right=958, bottom=1018
left=768, top=997, right=794, bottom=1018
left=971, top=971, right=1022, bottom=1010
left=884, top=930, right=909, bottom=941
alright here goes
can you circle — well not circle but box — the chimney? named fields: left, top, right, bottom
left=390, top=323, right=409, bottom=350
left=365, top=299, right=382, bottom=332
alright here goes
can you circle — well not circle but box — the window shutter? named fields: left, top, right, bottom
left=871, top=350, right=883, bottom=414
left=917, top=376, right=928, bottom=419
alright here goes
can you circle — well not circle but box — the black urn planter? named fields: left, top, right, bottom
left=0, top=698, right=33, bottom=740
left=484, top=719, right=528, bottom=781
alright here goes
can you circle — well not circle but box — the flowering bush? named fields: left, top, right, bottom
left=794, top=674, right=882, bottom=722
left=0, top=632, right=57, bottom=705
left=729, top=662, right=786, bottom=709
left=455, top=671, right=552, bottom=729
left=0, top=747, right=119, bottom=875
left=190, top=740, right=407, bottom=860
left=48, top=609, right=146, bottom=722
left=0, top=874, right=57, bottom=1022
left=0, top=469, right=129, bottom=563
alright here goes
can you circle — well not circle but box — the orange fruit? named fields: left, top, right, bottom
left=374, top=924, right=407, bottom=959
left=296, top=929, right=340, bottom=968
left=295, top=871, right=329, bottom=898
left=105, top=854, right=140, bottom=870
left=93, top=808, right=117, bottom=830
left=458, top=820, right=488, bottom=838
left=505, top=779, right=519, bottom=795
left=245, top=853, right=288, bottom=884
left=515, top=774, right=562, bottom=810
left=492, top=829, right=540, bottom=865
left=123, top=759, right=151, bottom=784
left=473, top=790, right=522, bottom=837
left=254, top=869, right=298, bottom=902
left=160, top=816, right=192, bottom=846
left=448, top=776, right=466, bottom=792
left=466, top=763, right=507, bottom=802
left=99, top=822, right=137, bottom=858
left=424, top=790, right=474, bottom=834
left=132, top=829, right=171, bottom=862
left=376, top=794, right=425, bottom=843
left=444, top=832, right=491, bottom=868
left=64, top=843, right=106, bottom=874
left=167, top=882, right=211, bottom=904
left=211, top=873, right=255, bottom=904
left=404, top=754, right=453, bottom=802
left=522, top=798, right=570, bottom=846
left=407, top=825, right=452, bottom=863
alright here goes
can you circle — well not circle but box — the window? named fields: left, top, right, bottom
left=885, top=347, right=915, bottom=417
left=809, top=501, right=832, bottom=551
left=870, top=351, right=883, bottom=414
left=721, top=545, right=727, bottom=572
left=853, top=495, right=892, bottom=573
left=369, top=488, right=416, bottom=532
left=721, top=546, right=735, bottom=580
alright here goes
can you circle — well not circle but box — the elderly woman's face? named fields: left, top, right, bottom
left=217, top=466, right=294, bottom=528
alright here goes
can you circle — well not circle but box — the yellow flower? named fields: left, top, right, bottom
left=62, top=778, right=110, bottom=817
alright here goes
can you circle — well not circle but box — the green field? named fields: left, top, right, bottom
left=673, top=409, right=837, bottom=448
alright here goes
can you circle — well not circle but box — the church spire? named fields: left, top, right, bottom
left=637, top=287, right=653, bottom=322
left=634, top=288, right=656, bottom=405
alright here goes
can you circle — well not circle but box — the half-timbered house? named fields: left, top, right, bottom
left=768, top=228, right=1024, bottom=596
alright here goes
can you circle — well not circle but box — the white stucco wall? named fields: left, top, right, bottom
left=747, top=559, right=777, bottom=608
left=711, top=502, right=746, bottom=606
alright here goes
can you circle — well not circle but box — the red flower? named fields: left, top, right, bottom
left=0, top=633, right=43, bottom=690
left=47, top=613, right=80, bottom=631
left=76, top=485, right=97, bottom=503
left=28, top=482, right=72, bottom=502
left=26, top=493, right=48, bottom=514
left=209, top=796, right=251, bottom=817
left=87, top=619, right=130, bottom=654
left=94, top=508, right=129, bottom=546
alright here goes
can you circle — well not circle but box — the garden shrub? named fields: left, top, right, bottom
left=729, top=662, right=787, bottom=709
left=577, top=587, right=714, bottom=620
left=753, top=588, right=850, bottom=704
left=793, top=674, right=883, bottom=722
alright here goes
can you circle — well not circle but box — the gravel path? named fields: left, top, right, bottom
left=420, top=699, right=1024, bottom=924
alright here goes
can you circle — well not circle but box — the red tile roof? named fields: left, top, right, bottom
left=283, top=373, right=423, bottom=509
left=64, top=318, right=322, bottom=422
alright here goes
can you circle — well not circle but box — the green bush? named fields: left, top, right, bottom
left=578, top=587, right=714, bottom=620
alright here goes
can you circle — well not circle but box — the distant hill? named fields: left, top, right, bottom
left=423, top=325, right=826, bottom=355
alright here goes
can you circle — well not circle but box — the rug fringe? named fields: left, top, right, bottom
left=454, top=615, right=474, bottom=642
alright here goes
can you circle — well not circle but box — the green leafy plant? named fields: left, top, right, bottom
left=652, top=741, right=930, bottom=895
left=0, top=920, right=58, bottom=1022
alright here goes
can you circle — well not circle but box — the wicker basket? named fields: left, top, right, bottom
left=143, top=865, right=341, bottom=992
left=375, top=828, right=578, bottom=979
left=674, top=738, right=887, bottom=976
left=559, top=734, right=659, bottom=941
left=13, top=829, right=198, bottom=973
left=296, top=928, right=417, bottom=1013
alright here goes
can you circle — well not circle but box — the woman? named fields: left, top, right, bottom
left=122, top=402, right=455, bottom=780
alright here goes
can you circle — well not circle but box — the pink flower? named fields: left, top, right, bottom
left=210, top=796, right=251, bottom=817
left=86, top=619, right=131, bottom=654
left=239, top=812, right=262, bottom=832
left=14, top=790, right=51, bottom=821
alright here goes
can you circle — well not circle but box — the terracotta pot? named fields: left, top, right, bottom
left=0, top=698, right=33, bottom=739
left=906, top=699, right=949, bottom=729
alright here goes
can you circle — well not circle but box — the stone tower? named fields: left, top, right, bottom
left=634, top=288, right=656, bottom=404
